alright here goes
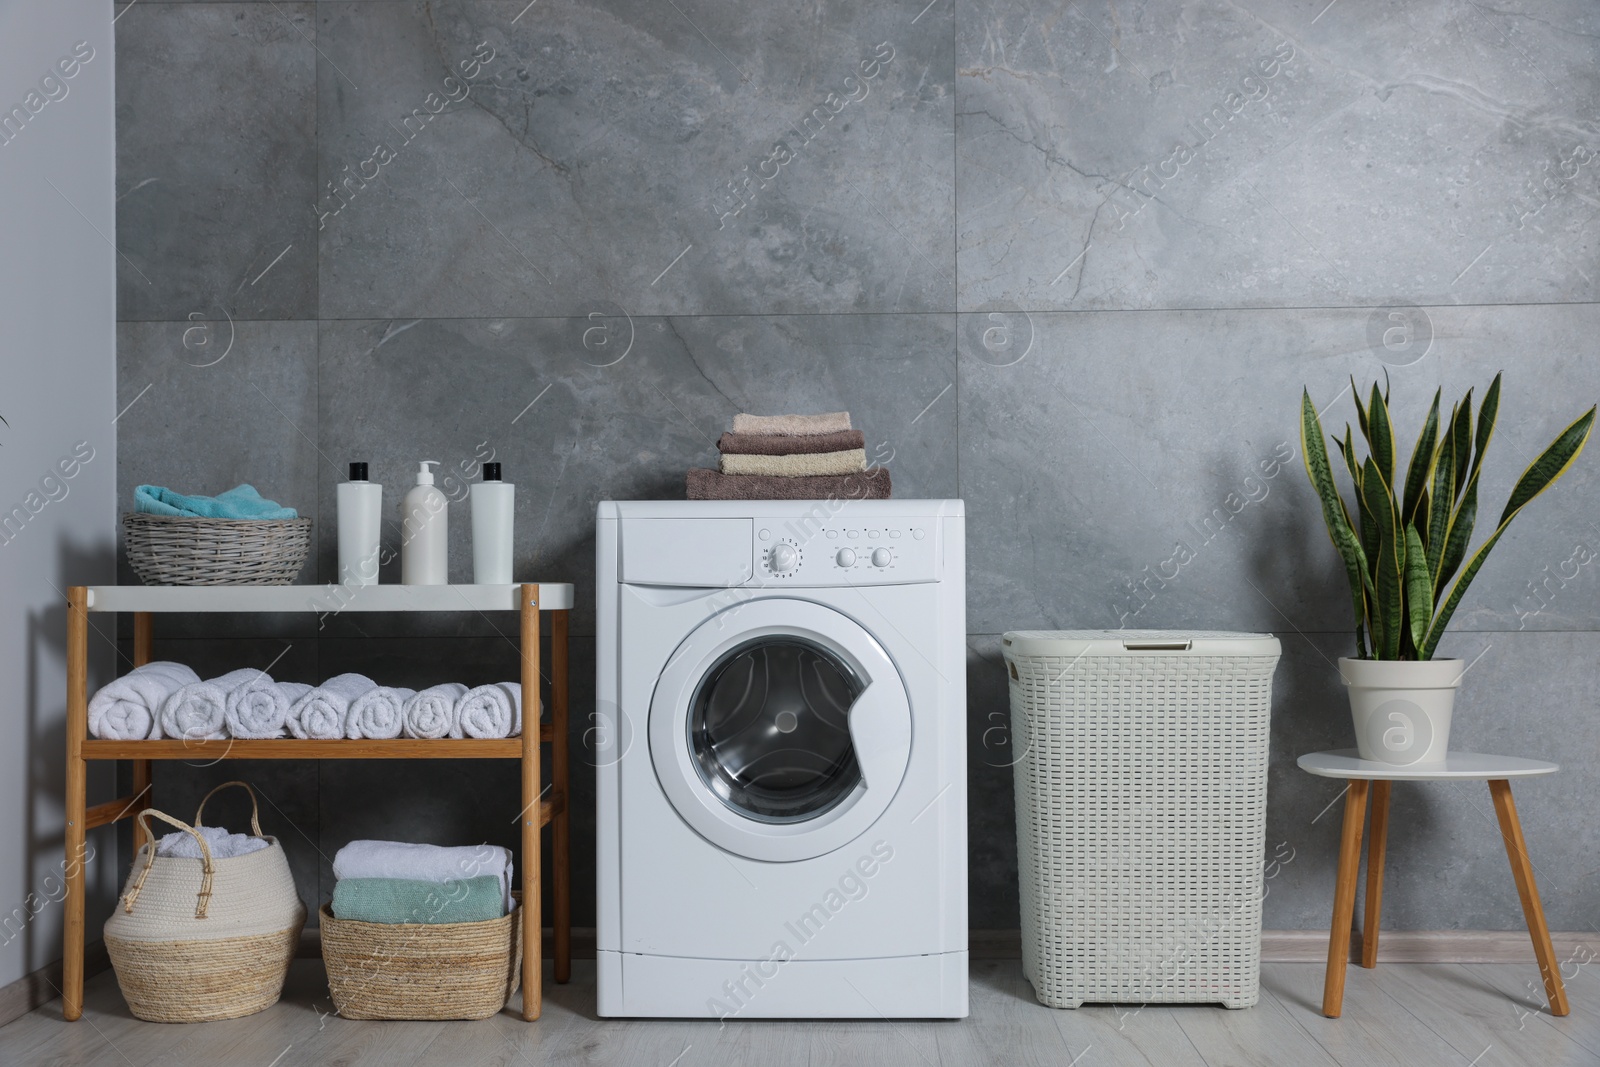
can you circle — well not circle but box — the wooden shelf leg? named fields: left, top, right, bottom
left=1323, top=778, right=1369, bottom=1019
left=552, top=609, right=571, bottom=985
left=63, top=588, right=89, bottom=1022
left=131, top=612, right=155, bottom=818
left=1362, top=779, right=1392, bottom=968
left=520, top=586, right=542, bottom=1021
left=1489, top=779, right=1569, bottom=1017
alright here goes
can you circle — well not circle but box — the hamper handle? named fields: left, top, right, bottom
left=125, top=808, right=216, bottom=919
left=193, top=779, right=265, bottom=837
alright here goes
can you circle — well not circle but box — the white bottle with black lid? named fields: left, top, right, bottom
left=471, top=462, right=514, bottom=584
left=337, top=462, right=382, bottom=587
left=400, top=460, right=449, bottom=585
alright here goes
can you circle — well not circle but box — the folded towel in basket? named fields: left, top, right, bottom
left=332, top=841, right=513, bottom=912
left=731, top=412, right=852, bottom=437
left=224, top=677, right=307, bottom=740
left=331, top=876, right=506, bottom=925
left=156, top=823, right=271, bottom=860
left=686, top=467, right=891, bottom=501
left=160, top=668, right=262, bottom=741
left=134, top=483, right=298, bottom=520
left=717, top=429, right=865, bottom=455
left=288, top=673, right=375, bottom=740
left=346, top=686, right=415, bottom=740
left=403, top=683, right=468, bottom=740
left=452, top=682, right=525, bottom=739
left=89, top=661, right=201, bottom=741
left=720, top=449, right=867, bottom=478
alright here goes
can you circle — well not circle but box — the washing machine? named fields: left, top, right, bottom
left=595, top=499, right=967, bottom=1019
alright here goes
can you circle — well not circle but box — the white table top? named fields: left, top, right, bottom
left=1298, top=749, right=1558, bottom=781
left=85, top=583, right=575, bottom=613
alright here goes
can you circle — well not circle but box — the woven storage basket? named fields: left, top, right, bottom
left=1003, top=630, right=1281, bottom=1010
left=319, top=895, right=522, bottom=1020
left=105, top=782, right=306, bottom=1023
left=122, top=512, right=312, bottom=585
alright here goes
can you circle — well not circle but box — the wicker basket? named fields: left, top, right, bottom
left=122, top=512, right=312, bottom=586
left=1003, top=630, right=1281, bottom=1010
left=319, top=898, right=522, bottom=1020
left=105, top=783, right=307, bottom=1023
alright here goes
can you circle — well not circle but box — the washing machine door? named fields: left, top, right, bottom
left=649, top=598, right=913, bottom=863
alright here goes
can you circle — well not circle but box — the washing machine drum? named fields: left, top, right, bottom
left=650, top=599, right=913, bottom=863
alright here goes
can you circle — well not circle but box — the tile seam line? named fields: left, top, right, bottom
left=114, top=298, right=1600, bottom=325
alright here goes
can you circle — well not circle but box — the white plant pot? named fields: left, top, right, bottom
left=1338, top=657, right=1463, bottom=766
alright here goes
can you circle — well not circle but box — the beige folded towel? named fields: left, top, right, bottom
left=731, top=412, right=852, bottom=436
left=721, top=449, right=867, bottom=477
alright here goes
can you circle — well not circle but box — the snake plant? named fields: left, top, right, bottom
left=1301, top=373, right=1595, bottom=660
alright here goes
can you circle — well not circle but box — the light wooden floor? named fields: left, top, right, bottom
left=0, top=958, right=1592, bottom=1066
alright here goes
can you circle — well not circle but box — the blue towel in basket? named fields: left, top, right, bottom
left=135, top=483, right=298, bottom=520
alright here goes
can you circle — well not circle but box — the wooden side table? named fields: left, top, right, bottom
left=1297, top=749, right=1569, bottom=1019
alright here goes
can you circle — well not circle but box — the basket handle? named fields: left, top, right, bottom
left=124, top=808, right=216, bottom=919
left=193, top=779, right=265, bottom=837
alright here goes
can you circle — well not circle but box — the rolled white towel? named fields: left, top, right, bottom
left=89, top=661, right=200, bottom=740
left=156, top=824, right=270, bottom=860
left=160, top=668, right=260, bottom=741
left=288, top=673, right=375, bottom=740
left=453, top=682, right=528, bottom=739
left=224, top=676, right=301, bottom=739
left=346, top=686, right=414, bottom=740
left=332, top=840, right=513, bottom=911
left=404, top=683, right=467, bottom=740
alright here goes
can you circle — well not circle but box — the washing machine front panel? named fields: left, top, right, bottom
left=649, top=598, right=913, bottom=863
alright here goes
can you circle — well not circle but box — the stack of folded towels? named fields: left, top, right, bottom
left=330, top=840, right=514, bottom=925
left=88, top=661, right=526, bottom=741
left=687, top=412, right=891, bottom=500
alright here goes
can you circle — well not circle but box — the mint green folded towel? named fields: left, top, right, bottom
left=135, top=483, right=298, bottom=520
left=331, top=876, right=505, bottom=925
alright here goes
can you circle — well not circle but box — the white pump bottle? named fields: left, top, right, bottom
left=400, top=460, right=449, bottom=585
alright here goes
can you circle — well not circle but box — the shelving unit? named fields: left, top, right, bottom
left=62, top=582, right=575, bottom=1023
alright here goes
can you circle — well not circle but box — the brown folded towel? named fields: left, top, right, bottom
left=718, top=430, right=866, bottom=456
left=686, top=468, right=892, bottom=501
left=732, top=412, right=852, bottom=436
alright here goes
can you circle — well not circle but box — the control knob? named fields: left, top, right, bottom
left=836, top=548, right=857, bottom=567
left=871, top=548, right=893, bottom=568
left=770, top=543, right=799, bottom=573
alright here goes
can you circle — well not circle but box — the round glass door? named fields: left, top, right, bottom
left=648, top=598, right=914, bottom=863
left=689, top=637, right=863, bottom=823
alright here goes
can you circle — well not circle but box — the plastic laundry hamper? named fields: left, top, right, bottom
left=1002, top=630, right=1281, bottom=1009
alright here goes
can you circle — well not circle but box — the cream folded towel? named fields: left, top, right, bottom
left=289, top=673, right=374, bottom=739
left=346, top=686, right=415, bottom=740
left=404, top=682, right=468, bottom=739
left=721, top=448, right=867, bottom=477
left=732, top=412, right=852, bottom=436
left=332, top=840, right=514, bottom=912
left=89, top=661, right=201, bottom=740
left=160, top=668, right=261, bottom=741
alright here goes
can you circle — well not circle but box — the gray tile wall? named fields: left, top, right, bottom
left=115, top=0, right=1600, bottom=932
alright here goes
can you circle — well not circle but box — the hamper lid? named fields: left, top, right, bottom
left=1001, top=629, right=1281, bottom=659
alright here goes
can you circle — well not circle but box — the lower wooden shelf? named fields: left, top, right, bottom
left=81, top=735, right=549, bottom=760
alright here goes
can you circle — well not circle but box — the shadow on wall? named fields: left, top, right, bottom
left=15, top=538, right=118, bottom=974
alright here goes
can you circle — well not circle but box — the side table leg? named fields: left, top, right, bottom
left=519, top=586, right=543, bottom=1022
left=1489, top=779, right=1569, bottom=1017
left=1323, top=778, right=1370, bottom=1018
left=1362, top=780, right=1392, bottom=968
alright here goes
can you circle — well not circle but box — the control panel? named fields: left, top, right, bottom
left=754, top=520, right=938, bottom=585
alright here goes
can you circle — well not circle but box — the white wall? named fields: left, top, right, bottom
left=0, top=0, right=118, bottom=987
